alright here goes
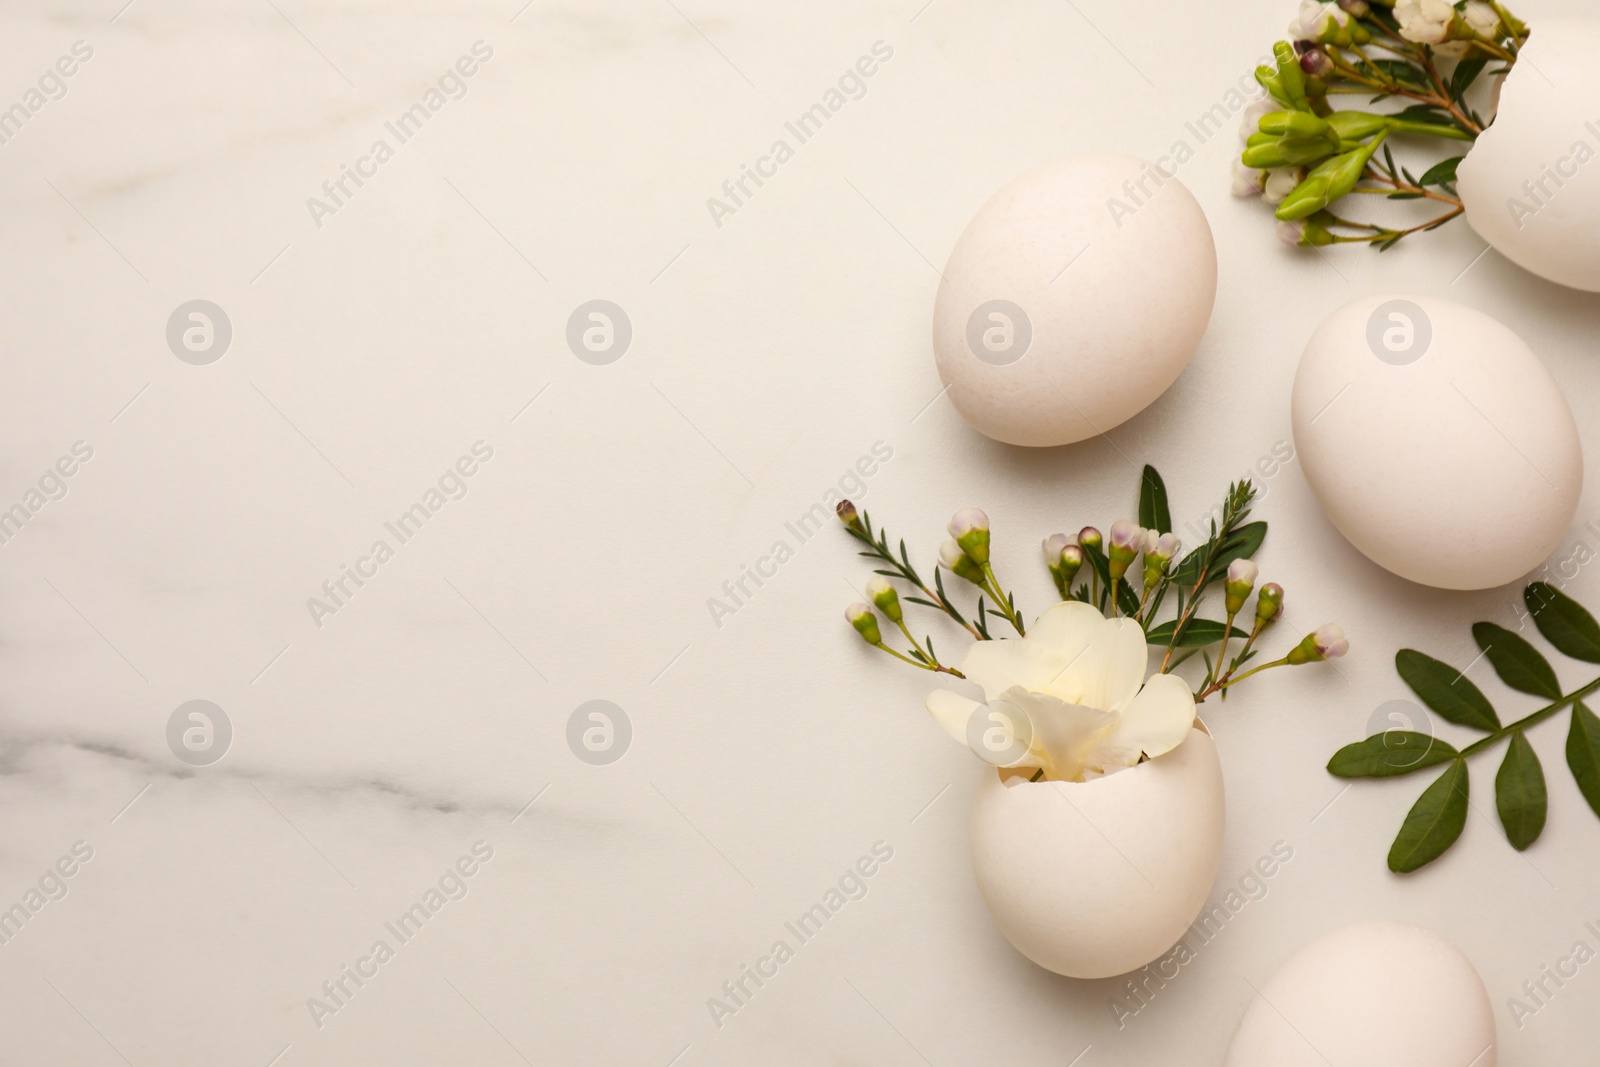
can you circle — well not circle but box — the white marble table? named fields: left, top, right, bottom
left=2, top=0, right=1598, bottom=1063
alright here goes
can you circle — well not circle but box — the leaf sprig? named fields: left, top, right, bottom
left=1330, top=582, right=1600, bottom=872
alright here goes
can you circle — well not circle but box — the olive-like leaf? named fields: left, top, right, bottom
left=1495, top=731, right=1547, bottom=850
left=1449, top=57, right=1487, bottom=100
left=1139, top=465, right=1171, bottom=535
left=1144, top=618, right=1250, bottom=648
left=1171, top=522, right=1267, bottom=589
left=1394, top=649, right=1500, bottom=732
left=1525, top=582, right=1600, bottom=663
left=1371, top=58, right=1430, bottom=88
left=1328, top=731, right=1459, bottom=778
left=1388, top=759, right=1470, bottom=873
left=1566, top=702, right=1600, bottom=820
left=1473, top=622, right=1562, bottom=700
left=1418, top=155, right=1462, bottom=187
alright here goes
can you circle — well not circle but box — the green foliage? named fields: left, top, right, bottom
left=1138, top=465, right=1171, bottom=535
left=1336, top=588, right=1600, bottom=872
left=1388, top=760, right=1469, bottom=873
left=1328, top=731, right=1458, bottom=778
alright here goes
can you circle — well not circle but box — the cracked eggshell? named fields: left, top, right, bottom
left=932, top=155, right=1217, bottom=446
left=968, top=727, right=1224, bottom=979
left=1225, top=922, right=1496, bottom=1067
left=1458, top=20, right=1600, bottom=291
left=1291, top=293, right=1582, bottom=590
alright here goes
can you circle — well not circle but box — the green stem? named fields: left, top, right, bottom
left=892, top=617, right=956, bottom=675
left=1460, top=677, right=1600, bottom=759
left=1193, top=621, right=1270, bottom=704
left=1206, top=609, right=1239, bottom=691
left=1386, top=119, right=1475, bottom=141
left=1218, top=656, right=1289, bottom=689
left=980, top=562, right=1026, bottom=636
left=874, top=642, right=964, bottom=677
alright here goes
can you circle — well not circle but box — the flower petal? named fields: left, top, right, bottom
left=1009, top=687, right=1117, bottom=782
left=1053, top=616, right=1149, bottom=713
left=958, top=625, right=1063, bottom=700
left=1089, top=673, right=1197, bottom=772
left=925, top=688, right=981, bottom=747
left=1009, top=601, right=1111, bottom=703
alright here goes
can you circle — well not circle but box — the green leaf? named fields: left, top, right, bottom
left=1449, top=56, right=1488, bottom=99
left=1525, top=583, right=1600, bottom=663
left=1139, top=465, right=1171, bottom=535
left=1328, top=731, right=1459, bottom=778
left=1495, top=730, right=1547, bottom=850
left=1395, top=649, right=1500, bottom=732
left=1145, top=618, right=1250, bottom=648
left=1392, top=103, right=1449, bottom=123
left=1473, top=622, right=1562, bottom=700
left=1418, top=156, right=1462, bottom=187
left=1388, top=760, right=1470, bottom=873
left=1565, top=702, right=1600, bottom=820
left=1371, top=58, right=1430, bottom=87
left=1171, top=522, right=1268, bottom=589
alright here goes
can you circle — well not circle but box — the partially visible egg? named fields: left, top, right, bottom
left=968, top=727, right=1224, bottom=979
left=1225, top=921, right=1496, bottom=1067
left=932, top=155, right=1216, bottom=446
left=1291, top=293, right=1582, bottom=590
left=1458, top=20, right=1600, bottom=292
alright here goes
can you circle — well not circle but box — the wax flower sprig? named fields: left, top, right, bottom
left=839, top=465, right=1348, bottom=709
left=1236, top=0, right=1527, bottom=250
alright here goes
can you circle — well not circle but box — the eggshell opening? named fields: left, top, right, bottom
left=1458, top=20, right=1600, bottom=291
left=969, top=727, right=1224, bottom=979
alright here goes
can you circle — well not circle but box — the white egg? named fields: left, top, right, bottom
left=1291, top=293, right=1582, bottom=590
left=968, top=727, right=1224, bottom=979
left=932, top=155, right=1216, bottom=446
left=1225, top=922, right=1496, bottom=1067
left=1458, top=20, right=1600, bottom=292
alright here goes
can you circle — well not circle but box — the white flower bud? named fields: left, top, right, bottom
left=1264, top=166, right=1305, bottom=206
left=1462, top=0, right=1500, bottom=38
left=863, top=575, right=902, bottom=623
left=1315, top=623, right=1350, bottom=658
left=940, top=539, right=985, bottom=584
left=845, top=602, right=881, bottom=645
left=1042, top=533, right=1072, bottom=570
left=1395, top=0, right=1456, bottom=44
left=948, top=507, right=991, bottom=565
left=1232, top=159, right=1268, bottom=198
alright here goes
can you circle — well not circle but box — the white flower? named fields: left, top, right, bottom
left=1462, top=0, right=1500, bottom=38
left=925, top=601, right=1197, bottom=782
left=1395, top=0, right=1456, bottom=45
left=1264, top=166, right=1304, bottom=205
left=1238, top=95, right=1277, bottom=145
left=1289, top=0, right=1349, bottom=41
